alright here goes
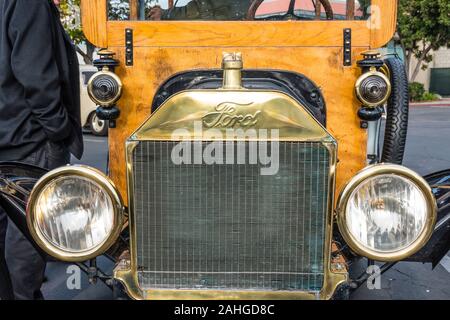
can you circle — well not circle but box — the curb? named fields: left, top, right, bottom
left=410, top=101, right=450, bottom=108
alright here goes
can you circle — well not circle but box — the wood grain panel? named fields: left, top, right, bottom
left=82, top=0, right=397, bottom=49
left=104, top=1, right=397, bottom=48
left=106, top=20, right=372, bottom=48
left=80, top=0, right=108, bottom=48
left=370, top=0, right=398, bottom=48
left=108, top=47, right=368, bottom=204
left=130, top=0, right=139, bottom=20
left=346, top=0, right=355, bottom=20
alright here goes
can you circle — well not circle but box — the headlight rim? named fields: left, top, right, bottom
left=87, top=69, right=123, bottom=107
left=336, top=164, right=437, bottom=262
left=355, top=70, right=392, bottom=108
left=27, top=165, right=125, bottom=262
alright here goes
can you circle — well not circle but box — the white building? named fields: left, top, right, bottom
left=410, top=47, right=450, bottom=96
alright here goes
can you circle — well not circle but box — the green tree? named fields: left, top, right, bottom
left=108, top=0, right=131, bottom=20
left=59, top=0, right=96, bottom=64
left=397, top=0, right=450, bottom=82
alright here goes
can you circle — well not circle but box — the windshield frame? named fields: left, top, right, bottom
left=107, top=0, right=371, bottom=22
left=81, top=0, right=397, bottom=49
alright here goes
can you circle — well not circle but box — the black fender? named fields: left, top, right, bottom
left=406, top=169, right=450, bottom=267
left=0, top=162, right=48, bottom=258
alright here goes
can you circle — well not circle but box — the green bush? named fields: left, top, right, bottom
left=408, top=82, right=440, bottom=102
left=409, top=82, right=425, bottom=102
left=421, top=92, right=440, bottom=102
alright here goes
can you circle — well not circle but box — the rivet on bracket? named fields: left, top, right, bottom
left=125, top=28, right=133, bottom=66
left=343, top=28, right=352, bottom=66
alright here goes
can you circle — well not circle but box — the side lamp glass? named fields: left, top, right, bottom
left=87, top=67, right=123, bottom=107
left=355, top=70, right=391, bottom=108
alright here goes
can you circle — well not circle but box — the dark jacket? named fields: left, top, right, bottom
left=0, top=0, right=83, bottom=160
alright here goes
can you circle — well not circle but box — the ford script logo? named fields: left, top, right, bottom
left=202, top=102, right=261, bottom=128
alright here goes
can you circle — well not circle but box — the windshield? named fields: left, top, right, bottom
left=108, top=0, right=371, bottom=21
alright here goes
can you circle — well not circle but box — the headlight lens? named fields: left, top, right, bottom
left=355, top=71, right=391, bottom=107
left=347, top=175, right=427, bottom=252
left=337, top=165, right=437, bottom=261
left=27, top=166, right=124, bottom=262
left=36, top=176, right=114, bottom=252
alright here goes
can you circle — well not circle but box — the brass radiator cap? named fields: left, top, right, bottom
left=131, top=53, right=333, bottom=143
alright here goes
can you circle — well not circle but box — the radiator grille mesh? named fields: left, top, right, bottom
left=132, top=141, right=330, bottom=291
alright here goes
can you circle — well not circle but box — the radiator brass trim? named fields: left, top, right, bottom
left=115, top=88, right=347, bottom=300
left=116, top=139, right=346, bottom=300
left=130, top=90, right=333, bottom=143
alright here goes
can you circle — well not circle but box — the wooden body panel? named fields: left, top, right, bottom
left=109, top=46, right=367, bottom=203
left=79, top=0, right=398, bottom=204
left=370, top=0, right=398, bottom=49
left=80, top=0, right=108, bottom=48
left=106, top=21, right=372, bottom=48
left=82, top=0, right=397, bottom=49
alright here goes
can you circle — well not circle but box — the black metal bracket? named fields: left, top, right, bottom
left=350, top=261, right=397, bottom=289
left=96, top=106, right=120, bottom=128
left=93, top=51, right=119, bottom=71
left=125, top=28, right=133, bottom=66
left=75, top=261, right=114, bottom=289
left=343, top=28, right=352, bottom=66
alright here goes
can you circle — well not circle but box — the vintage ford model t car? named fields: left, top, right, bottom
left=1, top=0, right=449, bottom=300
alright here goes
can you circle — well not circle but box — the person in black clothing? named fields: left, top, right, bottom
left=0, top=221, right=13, bottom=300
left=0, top=0, right=83, bottom=299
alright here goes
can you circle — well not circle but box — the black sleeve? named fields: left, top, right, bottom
left=9, top=0, right=71, bottom=142
left=0, top=248, right=13, bottom=300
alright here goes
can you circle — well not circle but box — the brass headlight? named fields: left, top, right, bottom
left=355, top=69, right=391, bottom=108
left=27, top=166, right=124, bottom=262
left=87, top=67, right=123, bottom=107
left=337, top=164, right=437, bottom=262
